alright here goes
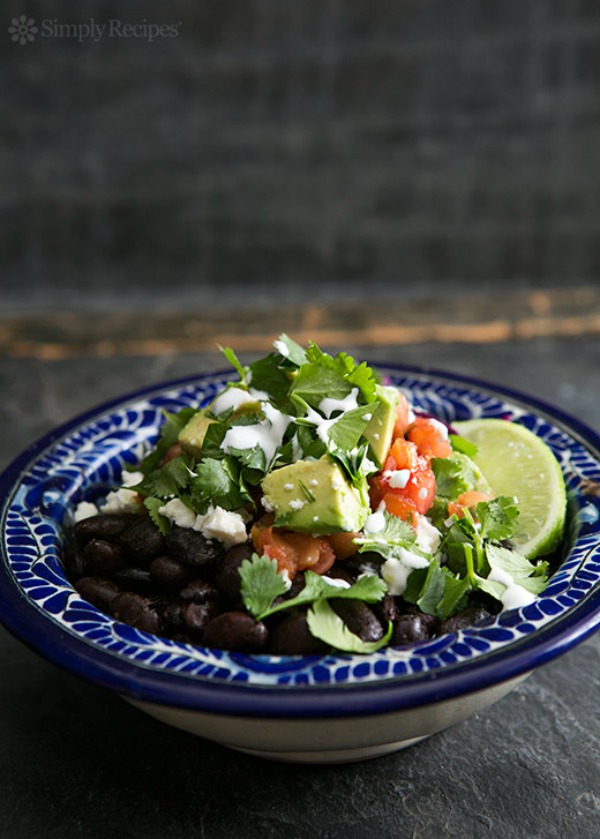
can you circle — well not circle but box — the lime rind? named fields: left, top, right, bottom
left=453, top=418, right=567, bottom=559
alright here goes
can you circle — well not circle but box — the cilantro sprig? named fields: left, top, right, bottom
left=239, top=554, right=390, bottom=653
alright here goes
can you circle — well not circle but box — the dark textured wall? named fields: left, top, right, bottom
left=3, top=0, right=600, bottom=312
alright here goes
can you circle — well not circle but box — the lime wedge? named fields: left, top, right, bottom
left=453, top=418, right=566, bottom=559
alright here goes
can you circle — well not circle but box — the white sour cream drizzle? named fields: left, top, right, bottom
left=318, top=388, right=360, bottom=418
left=488, top=566, right=537, bottom=609
left=220, top=401, right=292, bottom=465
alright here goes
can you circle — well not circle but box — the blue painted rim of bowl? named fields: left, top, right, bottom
left=0, top=363, right=599, bottom=720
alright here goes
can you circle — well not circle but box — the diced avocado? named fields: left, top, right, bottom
left=261, top=457, right=370, bottom=535
left=362, top=385, right=399, bottom=466
left=178, top=409, right=215, bottom=458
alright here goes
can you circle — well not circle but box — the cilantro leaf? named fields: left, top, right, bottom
left=189, top=456, right=251, bottom=513
left=483, top=543, right=549, bottom=595
left=290, top=343, right=379, bottom=409
left=354, top=512, right=419, bottom=560
left=435, top=570, right=472, bottom=620
left=432, top=454, right=478, bottom=500
left=248, top=353, right=294, bottom=404
left=239, top=554, right=290, bottom=619
left=306, top=599, right=392, bottom=654
left=326, top=404, right=378, bottom=453
left=132, top=453, right=195, bottom=500
left=475, top=496, right=519, bottom=543
left=138, top=408, right=197, bottom=474
left=273, top=334, right=307, bottom=366
left=239, top=556, right=387, bottom=622
left=219, top=345, right=248, bottom=381
left=143, top=496, right=171, bottom=536
left=449, top=434, right=478, bottom=458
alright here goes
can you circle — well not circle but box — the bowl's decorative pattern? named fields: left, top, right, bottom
left=2, top=369, right=600, bottom=687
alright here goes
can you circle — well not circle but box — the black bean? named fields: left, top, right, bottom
left=113, top=567, right=153, bottom=593
left=118, top=516, right=165, bottom=565
left=180, top=579, right=219, bottom=605
left=81, top=539, right=124, bottom=575
left=166, top=526, right=221, bottom=568
left=269, top=613, right=329, bottom=655
left=153, top=597, right=185, bottom=633
left=440, top=605, right=493, bottom=634
left=203, top=611, right=268, bottom=652
left=75, top=576, right=121, bottom=612
left=214, top=544, right=253, bottom=604
left=182, top=601, right=218, bottom=638
left=73, top=513, right=140, bottom=549
left=374, top=594, right=400, bottom=625
left=150, top=555, right=196, bottom=592
left=331, top=600, right=384, bottom=643
left=111, top=592, right=163, bottom=634
left=323, top=565, right=356, bottom=585
left=392, top=613, right=437, bottom=645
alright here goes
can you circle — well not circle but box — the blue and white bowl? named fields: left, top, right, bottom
left=1, top=365, right=599, bottom=763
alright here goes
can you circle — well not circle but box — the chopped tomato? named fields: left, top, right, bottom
left=382, top=492, right=418, bottom=526
left=370, top=433, right=437, bottom=519
left=251, top=523, right=335, bottom=579
left=390, top=438, right=419, bottom=471
left=401, top=465, right=437, bottom=514
left=407, top=417, right=452, bottom=459
left=393, top=392, right=412, bottom=438
left=327, top=531, right=361, bottom=560
left=447, top=490, right=495, bottom=519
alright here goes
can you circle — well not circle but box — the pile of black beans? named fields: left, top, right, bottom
left=64, top=511, right=494, bottom=655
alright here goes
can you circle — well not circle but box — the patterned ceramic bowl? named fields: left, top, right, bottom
left=1, top=365, right=599, bottom=763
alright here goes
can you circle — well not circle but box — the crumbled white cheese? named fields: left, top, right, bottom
left=261, top=495, right=274, bottom=512
left=121, top=470, right=145, bottom=488
left=284, top=483, right=294, bottom=491
left=384, top=468, right=411, bottom=489
left=280, top=569, right=292, bottom=591
left=427, top=417, right=449, bottom=439
left=196, top=506, right=248, bottom=548
left=364, top=509, right=386, bottom=534
left=99, top=469, right=145, bottom=515
left=159, top=498, right=197, bottom=529
left=158, top=498, right=248, bottom=548
left=100, top=487, right=144, bottom=514
left=289, top=499, right=305, bottom=511
left=73, top=501, right=99, bottom=522
left=309, top=479, right=319, bottom=487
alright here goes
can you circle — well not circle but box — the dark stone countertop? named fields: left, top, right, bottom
left=1, top=337, right=599, bottom=839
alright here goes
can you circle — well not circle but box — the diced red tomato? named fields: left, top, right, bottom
left=251, top=523, right=336, bottom=579
left=393, top=392, right=412, bottom=438
left=390, top=438, right=419, bottom=471
left=406, top=417, right=452, bottom=459
left=382, top=492, right=418, bottom=526
left=447, top=490, right=495, bottom=519
left=327, top=531, right=361, bottom=560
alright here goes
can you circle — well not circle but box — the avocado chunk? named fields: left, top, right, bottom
left=261, top=457, right=370, bottom=534
left=362, top=385, right=399, bottom=466
left=178, top=409, right=215, bottom=458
